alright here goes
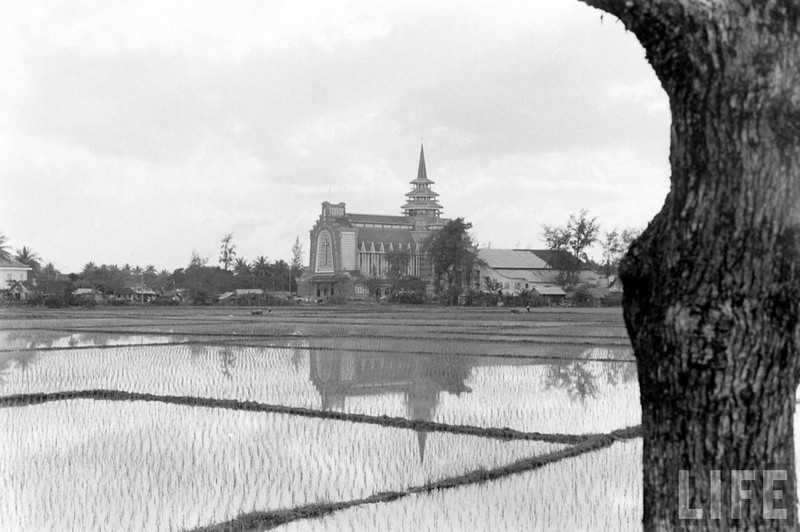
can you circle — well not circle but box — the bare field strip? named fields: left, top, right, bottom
left=0, top=305, right=625, bottom=326
left=1, top=307, right=630, bottom=345
left=11, top=317, right=624, bottom=331
left=2, top=321, right=629, bottom=341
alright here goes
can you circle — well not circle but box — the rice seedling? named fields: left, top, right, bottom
left=0, top=399, right=566, bottom=531
left=0, top=306, right=652, bottom=530
left=278, top=440, right=643, bottom=532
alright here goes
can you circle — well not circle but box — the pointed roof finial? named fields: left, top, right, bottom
left=417, top=144, right=427, bottom=182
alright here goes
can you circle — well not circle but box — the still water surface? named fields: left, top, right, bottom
left=1, top=331, right=641, bottom=530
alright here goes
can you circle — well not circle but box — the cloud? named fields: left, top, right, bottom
left=0, top=0, right=670, bottom=272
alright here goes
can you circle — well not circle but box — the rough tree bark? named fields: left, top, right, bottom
left=576, top=1, right=800, bottom=530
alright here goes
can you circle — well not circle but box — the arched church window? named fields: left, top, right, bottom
left=315, top=230, right=334, bottom=273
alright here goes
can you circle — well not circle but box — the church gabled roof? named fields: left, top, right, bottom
left=348, top=213, right=413, bottom=226
left=357, top=227, right=417, bottom=247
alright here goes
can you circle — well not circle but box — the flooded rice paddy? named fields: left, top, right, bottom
left=1, top=306, right=641, bottom=530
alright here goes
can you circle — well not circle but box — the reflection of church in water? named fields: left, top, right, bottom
left=308, top=349, right=472, bottom=464
left=306, top=344, right=636, bottom=463
left=297, top=145, right=449, bottom=301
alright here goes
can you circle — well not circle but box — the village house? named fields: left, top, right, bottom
left=475, top=249, right=604, bottom=303
left=119, top=286, right=159, bottom=303
left=72, top=288, right=104, bottom=305
left=6, top=280, right=34, bottom=302
left=1, top=256, right=32, bottom=285
left=0, top=257, right=33, bottom=301
left=219, top=288, right=265, bottom=302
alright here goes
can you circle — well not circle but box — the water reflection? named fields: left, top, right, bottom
left=603, top=357, right=638, bottom=385
left=0, top=329, right=174, bottom=351
left=306, top=345, right=637, bottom=460
left=545, top=362, right=599, bottom=401
left=0, top=328, right=639, bottom=434
left=544, top=359, right=636, bottom=402
left=541, top=345, right=636, bottom=402
left=218, top=348, right=237, bottom=379
left=309, top=349, right=473, bottom=463
left=0, top=351, right=38, bottom=385
left=0, top=329, right=178, bottom=385
left=187, top=343, right=209, bottom=358
left=0, top=330, right=49, bottom=383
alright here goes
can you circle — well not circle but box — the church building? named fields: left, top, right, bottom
left=298, top=145, right=448, bottom=301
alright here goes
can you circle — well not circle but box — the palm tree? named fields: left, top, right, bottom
left=15, top=246, right=41, bottom=271
left=253, top=256, right=270, bottom=290
left=42, top=262, right=59, bottom=281
left=233, top=257, right=251, bottom=277
left=143, top=264, right=157, bottom=290
left=233, top=257, right=252, bottom=287
left=0, top=232, right=11, bottom=259
left=82, top=262, right=97, bottom=275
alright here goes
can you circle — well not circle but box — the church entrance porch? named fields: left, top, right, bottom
left=299, top=272, right=357, bottom=302
left=314, top=281, right=334, bottom=301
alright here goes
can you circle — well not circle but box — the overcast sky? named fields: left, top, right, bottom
left=1, top=0, right=670, bottom=274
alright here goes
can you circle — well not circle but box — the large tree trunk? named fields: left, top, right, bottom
left=578, top=1, right=800, bottom=529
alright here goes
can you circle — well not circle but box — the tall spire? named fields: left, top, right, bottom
left=417, top=144, right=427, bottom=182
left=403, top=144, right=442, bottom=218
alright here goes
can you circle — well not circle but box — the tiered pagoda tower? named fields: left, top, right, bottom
left=401, top=145, right=442, bottom=219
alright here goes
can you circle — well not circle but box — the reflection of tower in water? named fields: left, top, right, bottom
left=308, top=345, right=635, bottom=463
left=309, top=349, right=472, bottom=465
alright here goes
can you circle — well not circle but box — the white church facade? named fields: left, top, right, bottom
left=298, top=146, right=448, bottom=301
